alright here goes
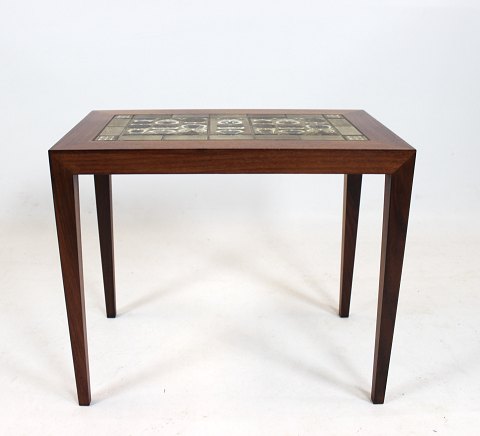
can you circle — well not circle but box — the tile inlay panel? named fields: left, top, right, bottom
left=95, top=114, right=368, bottom=141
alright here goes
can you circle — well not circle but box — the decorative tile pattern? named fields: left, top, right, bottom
left=95, top=114, right=368, bottom=141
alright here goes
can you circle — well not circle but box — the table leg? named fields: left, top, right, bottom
left=94, top=175, right=116, bottom=318
left=371, top=156, right=415, bottom=404
left=50, top=161, right=91, bottom=406
left=339, top=174, right=362, bottom=318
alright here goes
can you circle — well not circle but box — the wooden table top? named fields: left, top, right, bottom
left=50, top=110, right=414, bottom=152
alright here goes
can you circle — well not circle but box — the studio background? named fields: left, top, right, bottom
left=1, top=0, right=479, bottom=435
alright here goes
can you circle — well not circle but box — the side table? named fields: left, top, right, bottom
left=49, top=110, right=415, bottom=405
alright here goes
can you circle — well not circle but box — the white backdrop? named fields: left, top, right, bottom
left=1, top=1, right=480, bottom=434
left=1, top=0, right=479, bottom=223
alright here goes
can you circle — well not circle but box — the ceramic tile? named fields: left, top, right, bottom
left=132, top=114, right=162, bottom=119
left=247, top=114, right=286, bottom=118
left=164, top=135, right=208, bottom=140
left=172, top=114, right=209, bottom=119
left=107, top=118, right=131, bottom=127
left=211, top=115, right=251, bottom=136
left=301, top=135, right=344, bottom=141
left=99, top=126, right=125, bottom=136
left=95, top=114, right=367, bottom=141
left=328, top=118, right=361, bottom=135
left=288, top=114, right=326, bottom=120
left=345, top=135, right=368, bottom=141
left=209, top=135, right=254, bottom=140
left=252, top=135, right=302, bottom=140
left=96, top=135, right=118, bottom=141
left=119, top=135, right=165, bottom=141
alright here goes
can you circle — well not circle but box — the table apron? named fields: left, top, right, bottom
left=50, top=149, right=414, bottom=175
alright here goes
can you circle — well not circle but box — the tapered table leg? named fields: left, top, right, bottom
left=50, top=158, right=91, bottom=406
left=339, top=174, right=362, bottom=317
left=371, top=156, right=415, bottom=404
left=94, top=175, right=116, bottom=318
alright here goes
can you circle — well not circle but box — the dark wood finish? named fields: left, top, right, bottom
left=339, top=174, right=362, bottom=318
left=52, top=148, right=411, bottom=175
left=371, top=155, right=415, bottom=404
left=50, top=110, right=415, bottom=154
left=94, top=175, right=116, bottom=318
left=49, top=110, right=415, bottom=405
left=49, top=156, right=91, bottom=406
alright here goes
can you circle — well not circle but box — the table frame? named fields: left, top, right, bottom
left=49, top=110, right=415, bottom=405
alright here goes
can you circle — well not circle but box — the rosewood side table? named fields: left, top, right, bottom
left=49, top=110, right=415, bottom=406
